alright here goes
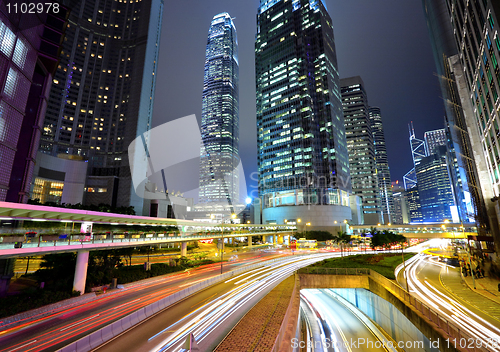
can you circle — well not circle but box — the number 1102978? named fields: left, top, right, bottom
left=6, top=3, right=60, bottom=14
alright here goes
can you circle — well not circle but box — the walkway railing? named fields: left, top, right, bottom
left=298, top=267, right=370, bottom=275
left=0, top=231, right=291, bottom=256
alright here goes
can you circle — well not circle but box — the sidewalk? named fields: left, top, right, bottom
left=214, top=275, right=295, bottom=352
left=439, top=266, right=500, bottom=321
left=462, top=274, right=500, bottom=304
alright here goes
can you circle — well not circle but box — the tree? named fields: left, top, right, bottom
left=36, top=253, right=77, bottom=292
left=115, top=248, right=134, bottom=266
left=302, top=230, right=334, bottom=242
left=334, top=231, right=351, bottom=257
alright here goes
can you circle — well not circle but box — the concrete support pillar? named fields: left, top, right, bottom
left=248, top=235, right=252, bottom=247
left=273, top=235, right=277, bottom=245
left=181, top=242, right=187, bottom=257
left=73, top=250, right=89, bottom=295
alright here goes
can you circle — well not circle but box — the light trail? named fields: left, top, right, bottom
left=404, top=252, right=500, bottom=351
left=147, top=253, right=339, bottom=352
left=0, top=253, right=286, bottom=352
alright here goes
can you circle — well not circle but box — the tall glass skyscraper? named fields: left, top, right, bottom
left=369, top=106, right=394, bottom=224
left=416, top=146, right=456, bottom=222
left=198, top=13, right=240, bottom=206
left=340, top=77, right=381, bottom=225
left=255, top=0, right=351, bottom=229
left=39, top=0, right=164, bottom=214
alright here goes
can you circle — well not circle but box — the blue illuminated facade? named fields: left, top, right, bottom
left=416, top=146, right=455, bottom=222
left=198, top=13, right=240, bottom=204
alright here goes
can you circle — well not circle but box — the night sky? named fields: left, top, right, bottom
left=152, top=0, right=445, bottom=200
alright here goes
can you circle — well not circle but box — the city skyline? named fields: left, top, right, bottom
left=155, top=0, right=445, bottom=200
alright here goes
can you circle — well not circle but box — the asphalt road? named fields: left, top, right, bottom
left=301, top=289, right=389, bottom=352
left=0, top=250, right=286, bottom=352
left=402, top=252, right=500, bottom=351
left=93, top=253, right=340, bottom=352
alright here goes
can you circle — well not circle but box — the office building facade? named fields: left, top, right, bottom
left=341, top=77, right=382, bottom=224
left=424, top=128, right=446, bottom=155
left=198, top=13, right=240, bottom=206
left=255, top=0, right=352, bottom=229
left=0, top=3, right=67, bottom=203
left=416, top=145, right=456, bottom=222
left=369, top=106, right=394, bottom=223
left=423, top=0, right=494, bottom=233
left=39, top=0, right=164, bottom=214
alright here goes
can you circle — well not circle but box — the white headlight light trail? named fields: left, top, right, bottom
left=152, top=254, right=338, bottom=352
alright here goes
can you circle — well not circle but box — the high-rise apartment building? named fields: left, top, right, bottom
left=368, top=107, right=394, bottom=224
left=255, top=0, right=352, bottom=229
left=341, top=77, right=382, bottom=224
left=424, top=128, right=446, bottom=155
left=423, top=0, right=495, bottom=234
left=0, top=3, right=67, bottom=203
left=39, top=0, right=164, bottom=214
left=198, top=13, right=240, bottom=206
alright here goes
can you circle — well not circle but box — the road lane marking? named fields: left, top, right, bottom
left=112, top=298, right=141, bottom=310
left=59, top=314, right=99, bottom=331
left=6, top=340, right=37, bottom=352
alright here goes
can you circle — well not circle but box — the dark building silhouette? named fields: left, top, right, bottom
left=39, top=0, right=164, bottom=214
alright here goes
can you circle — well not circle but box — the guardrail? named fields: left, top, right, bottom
left=297, top=267, right=370, bottom=275
left=298, top=267, right=487, bottom=352
left=368, top=270, right=487, bottom=352
left=57, top=256, right=291, bottom=352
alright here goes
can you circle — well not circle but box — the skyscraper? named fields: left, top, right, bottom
left=0, top=3, right=67, bottom=203
left=369, top=107, right=394, bottom=224
left=423, top=0, right=494, bottom=234
left=341, top=77, right=382, bottom=224
left=39, top=0, right=164, bottom=214
left=255, top=0, right=351, bottom=229
left=416, top=145, right=456, bottom=222
left=404, top=123, right=427, bottom=190
left=424, top=128, right=446, bottom=155
left=198, top=13, right=240, bottom=206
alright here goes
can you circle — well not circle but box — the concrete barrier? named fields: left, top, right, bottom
left=57, top=257, right=285, bottom=352
left=89, top=331, right=103, bottom=349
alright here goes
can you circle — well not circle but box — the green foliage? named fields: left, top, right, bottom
left=333, top=231, right=352, bottom=257
left=27, top=199, right=136, bottom=215
left=34, top=253, right=77, bottom=292
left=301, top=231, right=334, bottom=241
left=311, top=253, right=415, bottom=279
left=369, top=228, right=406, bottom=250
